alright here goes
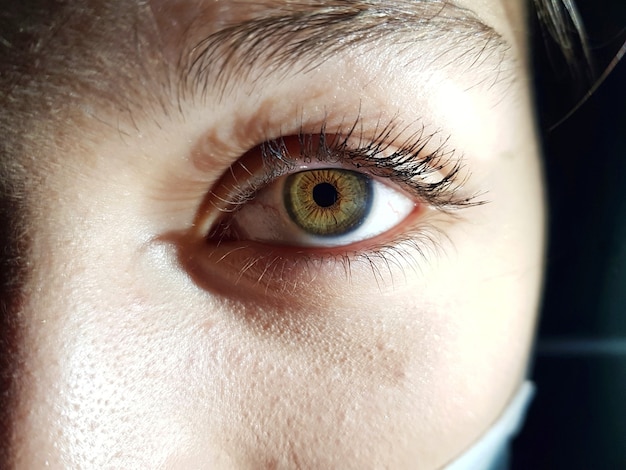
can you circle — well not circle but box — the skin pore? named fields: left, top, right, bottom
left=2, top=0, right=544, bottom=468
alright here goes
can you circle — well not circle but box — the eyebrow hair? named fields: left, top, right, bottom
left=178, top=0, right=510, bottom=104
left=0, top=0, right=511, bottom=150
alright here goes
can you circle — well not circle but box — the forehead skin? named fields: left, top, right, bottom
left=1, top=0, right=543, bottom=468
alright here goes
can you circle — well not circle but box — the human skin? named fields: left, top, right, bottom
left=2, top=0, right=543, bottom=468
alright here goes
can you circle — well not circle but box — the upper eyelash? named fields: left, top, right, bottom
left=258, top=114, right=485, bottom=211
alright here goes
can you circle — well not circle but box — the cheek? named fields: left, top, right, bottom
left=14, top=238, right=445, bottom=468
left=12, top=188, right=541, bottom=470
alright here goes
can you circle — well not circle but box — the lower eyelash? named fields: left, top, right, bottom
left=197, top=214, right=449, bottom=298
left=332, top=228, right=447, bottom=292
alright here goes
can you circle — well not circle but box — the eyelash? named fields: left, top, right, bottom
left=200, top=115, right=483, bottom=288
left=210, top=115, right=481, bottom=211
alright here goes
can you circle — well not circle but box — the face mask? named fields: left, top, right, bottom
left=444, top=381, right=535, bottom=470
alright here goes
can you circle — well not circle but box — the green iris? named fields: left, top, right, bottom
left=283, top=169, right=372, bottom=237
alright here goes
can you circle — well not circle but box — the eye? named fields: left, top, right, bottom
left=187, top=121, right=479, bottom=294
left=209, top=165, right=416, bottom=248
left=195, top=119, right=480, bottom=275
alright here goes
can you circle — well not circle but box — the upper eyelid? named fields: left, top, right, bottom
left=197, top=114, right=483, bottom=239
left=259, top=118, right=483, bottom=211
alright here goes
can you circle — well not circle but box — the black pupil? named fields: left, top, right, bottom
left=312, top=182, right=338, bottom=208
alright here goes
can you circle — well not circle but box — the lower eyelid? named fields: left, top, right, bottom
left=180, top=208, right=447, bottom=302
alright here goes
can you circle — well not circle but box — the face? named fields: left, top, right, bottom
left=4, top=0, right=543, bottom=468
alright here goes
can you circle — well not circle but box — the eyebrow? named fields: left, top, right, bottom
left=170, top=0, right=510, bottom=106
left=0, top=0, right=511, bottom=145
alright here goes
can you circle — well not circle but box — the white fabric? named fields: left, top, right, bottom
left=444, top=381, right=535, bottom=470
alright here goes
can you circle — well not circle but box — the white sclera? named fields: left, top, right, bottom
left=230, top=170, right=416, bottom=248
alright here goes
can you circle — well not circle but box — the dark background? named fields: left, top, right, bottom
left=513, top=0, right=626, bottom=468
